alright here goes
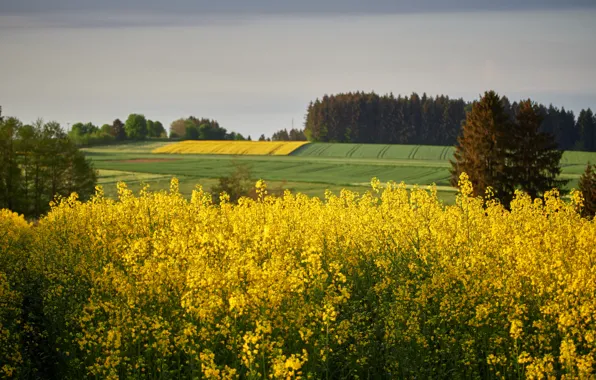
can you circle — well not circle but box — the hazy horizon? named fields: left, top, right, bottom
left=1, top=2, right=595, bottom=137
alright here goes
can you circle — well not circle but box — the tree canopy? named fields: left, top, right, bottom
left=0, top=115, right=97, bottom=218
left=147, top=120, right=166, bottom=138
left=170, top=116, right=245, bottom=141
left=271, top=128, right=307, bottom=141
left=124, top=114, right=148, bottom=140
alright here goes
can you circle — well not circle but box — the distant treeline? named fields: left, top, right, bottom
left=304, top=92, right=596, bottom=151
left=69, top=114, right=167, bottom=146
left=70, top=115, right=252, bottom=146
left=170, top=117, right=249, bottom=141
left=270, top=128, right=307, bottom=141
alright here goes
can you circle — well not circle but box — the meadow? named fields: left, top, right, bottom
left=83, top=141, right=596, bottom=203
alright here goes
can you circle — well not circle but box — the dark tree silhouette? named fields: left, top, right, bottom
left=509, top=100, right=567, bottom=199
left=450, top=91, right=513, bottom=202
left=579, top=163, right=596, bottom=218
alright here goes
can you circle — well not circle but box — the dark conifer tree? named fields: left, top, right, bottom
left=577, top=109, right=595, bottom=151
left=509, top=100, right=567, bottom=199
left=450, top=91, right=513, bottom=201
left=578, top=163, right=596, bottom=218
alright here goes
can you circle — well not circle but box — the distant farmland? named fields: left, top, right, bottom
left=292, top=143, right=454, bottom=161
left=153, top=140, right=309, bottom=155
left=83, top=142, right=596, bottom=202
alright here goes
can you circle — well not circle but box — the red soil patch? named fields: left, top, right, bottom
left=118, top=158, right=180, bottom=163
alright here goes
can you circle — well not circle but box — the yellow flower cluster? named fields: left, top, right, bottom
left=153, top=140, right=309, bottom=155
left=1, top=174, right=595, bottom=379
left=0, top=210, right=30, bottom=378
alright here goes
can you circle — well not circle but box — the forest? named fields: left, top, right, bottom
left=303, top=92, right=596, bottom=151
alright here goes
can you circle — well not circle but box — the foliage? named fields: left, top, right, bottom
left=305, top=92, right=593, bottom=150
left=68, top=116, right=166, bottom=146
left=450, top=91, right=513, bottom=201
left=184, top=119, right=227, bottom=141
left=111, top=118, right=126, bottom=141
left=153, top=140, right=309, bottom=155
left=305, top=92, right=467, bottom=145
left=509, top=100, right=567, bottom=199
left=1, top=175, right=596, bottom=378
left=100, top=124, right=112, bottom=135
left=68, top=121, right=115, bottom=146
left=170, top=116, right=246, bottom=141
left=0, top=117, right=98, bottom=218
left=210, top=161, right=255, bottom=203
left=577, top=109, right=596, bottom=152
left=272, top=128, right=307, bottom=141
left=71, top=122, right=99, bottom=136
left=226, top=131, right=246, bottom=141
left=0, top=210, right=29, bottom=379
left=124, top=114, right=148, bottom=140
left=147, top=120, right=167, bottom=138
left=169, top=118, right=186, bottom=139
left=578, top=163, right=596, bottom=218
left=451, top=92, right=566, bottom=205
left=0, top=117, right=22, bottom=211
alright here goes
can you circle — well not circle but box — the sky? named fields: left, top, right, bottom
left=1, top=1, right=595, bottom=137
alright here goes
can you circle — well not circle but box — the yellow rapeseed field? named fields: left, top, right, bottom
left=153, top=140, right=310, bottom=155
left=1, top=174, right=595, bottom=379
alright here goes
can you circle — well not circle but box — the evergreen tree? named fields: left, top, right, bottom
left=509, top=100, right=567, bottom=199
left=577, top=109, right=595, bottom=151
left=272, top=129, right=289, bottom=141
left=578, top=163, right=596, bottom=218
left=450, top=91, right=513, bottom=201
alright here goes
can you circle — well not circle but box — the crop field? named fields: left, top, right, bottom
left=153, top=140, right=309, bottom=155
left=291, top=142, right=454, bottom=161
left=1, top=175, right=595, bottom=378
left=82, top=142, right=596, bottom=203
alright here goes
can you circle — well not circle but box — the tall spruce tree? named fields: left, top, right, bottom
left=450, top=91, right=513, bottom=201
left=509, top=100, right=567, bottom=199
left=577, top=109, right=595, bottom=151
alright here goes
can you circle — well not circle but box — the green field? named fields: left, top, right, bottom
left=83, top=142, right=596, bottom=203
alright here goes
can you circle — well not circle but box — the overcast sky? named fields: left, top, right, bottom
left=1, top=1, right=595, bottom=137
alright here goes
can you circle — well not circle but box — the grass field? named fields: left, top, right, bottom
left=83, top=142, right=596, bottom=203
left=291, top=143, right=454, bottom=161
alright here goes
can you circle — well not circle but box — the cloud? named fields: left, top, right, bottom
left=2, top=0, right=594, bottom=14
